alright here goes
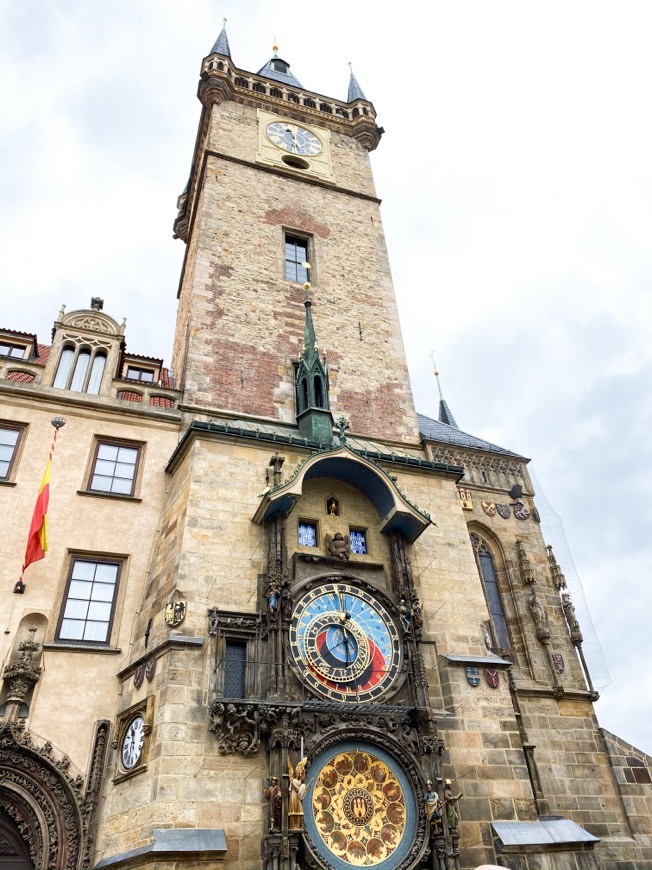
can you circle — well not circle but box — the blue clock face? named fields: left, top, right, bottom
left=289, top=582, right=402, bottom=702
left=266, top=121, right=322, bottom=156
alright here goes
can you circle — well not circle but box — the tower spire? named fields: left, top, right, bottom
left=295, top=283, right=333, bottom=445
left=210, top=18, right=231, bottom=57
left=347, top=62, right=367, bottom=102
left=432, top=357, right=459, bottom=429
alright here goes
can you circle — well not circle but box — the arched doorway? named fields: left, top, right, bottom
left=0, top=726, right=84, bottom=870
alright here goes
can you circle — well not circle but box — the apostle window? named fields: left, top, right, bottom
left=298, top=520, right=318, bottom=547
left=349, top=528, right=368, bottom=555
left=285, top=234, right=309, bottom=283
left=88, top=440, right=141, bottom=496
left=57, top=557, right=122, bottom=644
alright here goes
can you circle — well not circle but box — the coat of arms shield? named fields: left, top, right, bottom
left=485, top=668, right=500, bottom=688
left=465, top=666, right=480, bottom=687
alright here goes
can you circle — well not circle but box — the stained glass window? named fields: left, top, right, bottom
left=298, top=521, right=317, bottom=547
left=471, top=534, right=511, bottom=651
left=350, top=529, right=367, bottom=555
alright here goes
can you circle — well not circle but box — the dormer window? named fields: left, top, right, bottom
left=53, top=345, right=107, bottom=395
left=0, top=342, right=28, bottom=359
left=125, top=366, right=155, bottom=383
left=271, top=59, right=288, bottom=74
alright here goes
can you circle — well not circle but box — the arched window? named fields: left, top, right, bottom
left=314, top=375, right=323, bottom=408
left=53, top=345, right=108, bottom=394
left=87, top=352, right=106, bottom=395
left=53, top=345, right=75, bottom=388
left=301, top=378, right=309, bottom=409
left=470, top=532, right=512, bottom=652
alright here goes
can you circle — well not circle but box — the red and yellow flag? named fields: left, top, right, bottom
left=23, top=460, right=51, bottom=568
left=19, top=419, right=64, bottom=586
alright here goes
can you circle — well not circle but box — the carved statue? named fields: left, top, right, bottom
left=326, top=532, right=350, bottom=560
left=561, top=593, right=583, bottom=644
left=443, top=779, right=462, bottom=831
left=424, top=779, right=443, bottom=834
left=266, top=776, right=282, bottom=832
left=266, top=580, right=280, bottom=623
left=328, top=498, right=338, bottom=515
left=399, top=596, right=411, bottom=633
left=528, top=590, right=550, bottom=640
left=287, top=756, right=308, bottom=830
left=280, top=581, right=293, bottom=623
left=268, top=452, right=286, bottom=486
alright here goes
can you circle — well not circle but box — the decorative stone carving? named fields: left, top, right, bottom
left=208, top=702, right=260, bottom=755
left=516, top=540, right=536, bottom=585
left=528, top=590, right=550, bottom=643
left=2, top=628, right=42, bottom=723
left=268, top=452, right=286, bottom=487
left=325, top=532, right=349, bottom=560
left=0, top=724, right=85, bottom=870
left=547, top=545, right=568, bottom=590
left=561, top=593, right=583, bottom=645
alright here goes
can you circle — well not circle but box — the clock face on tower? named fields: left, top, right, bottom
left=266, top=121, right=323, bottom=156
left=289, top=581, right=402, bottom=702
left=121, top=715, right=145, bottom=770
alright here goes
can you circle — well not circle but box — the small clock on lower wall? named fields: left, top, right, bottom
left=113, top=697, right=153, bottom=782
left=303, top=741, right=419, bottom=870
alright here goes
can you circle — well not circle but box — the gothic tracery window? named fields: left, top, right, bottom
left=470, top=532, right=512, bottom=652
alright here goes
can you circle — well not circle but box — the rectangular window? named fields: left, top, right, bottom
left=349, top=528, right=368, bottom=555
left=298, top=521, right=318, bottom=547
left=0, top=342, right=27, bottom=359
left=223, top=640, right=247, bottom=698
left=285, top=234, right=309, bottom=283
left=58, top=558, right=121, bottom=644
left=0, top=424, right=25, bottom=480
left=89, top=441, right=141, bottom=496
left=126, top=366, right=155, bottom=383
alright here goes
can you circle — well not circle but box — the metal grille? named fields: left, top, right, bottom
left=224, top=640, right=247, bottom=698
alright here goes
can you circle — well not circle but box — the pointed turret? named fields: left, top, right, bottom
left=347, top=63, right=367, bottom=102
left=433, top=363, right=459, bottom=429
left=257, top=45, right=303, bottom=88
left=296, top=286, right=333, bottom=445
left=210, top=19, right=231, bottom=57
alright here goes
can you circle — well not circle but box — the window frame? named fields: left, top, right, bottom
left=0, top=341, right=28, bottom=359
left=298, top=518, right=319, bottom=548
left=284, top=232, right=311, bottom=284
left=0, top=422, right=27, bottom=483
left=56, top=556, right=123, bottom=646
left=86, top=438, right=143, bottom=498
left=470, top=532, right=513, bottom=656
left=349, top=527, right=369, bottom=556
left=124, top=365, right=157, bottom=383
left=53, top=343, right=108, bottom=394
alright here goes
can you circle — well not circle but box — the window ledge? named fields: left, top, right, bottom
left=43, top=642, right=122, bottom=654
left=0, top=479, right=17, bottom=487
left=77, top=489, right=142, bottom=503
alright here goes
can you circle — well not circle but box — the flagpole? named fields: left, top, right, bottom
left=14, top=417, right=66, bottom=595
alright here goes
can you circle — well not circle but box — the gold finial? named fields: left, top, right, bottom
left=430, top=351, right=444, bottom=400
left=272, top=40, right=279, bottom=55
left=223, top=17, right=227, bottom=25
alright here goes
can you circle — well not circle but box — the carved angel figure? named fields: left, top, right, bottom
left=326, top=532, right=350, bottom=560
left=288, top=756, right=308, bottom=830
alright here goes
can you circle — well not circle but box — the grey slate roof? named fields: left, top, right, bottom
left=257, top=57, right=303, bottom=88
left=417, top=412, right=522, bottom=458
left=347, top=68, right=367, bottom=102
left=438, top=398, right=458, bottom=428
left=210, top=24, right=231, bottom=57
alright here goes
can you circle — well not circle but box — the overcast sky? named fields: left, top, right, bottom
left=1, top=2, right=650, bottom=753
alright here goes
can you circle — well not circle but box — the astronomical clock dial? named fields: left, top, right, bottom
left=121, top=715, right=145, bottom=770
left=266, top=121, right=323, bottom=156
left=304, top=742, right=417, bottom=869
left=289, top=582, right=402, bottom=703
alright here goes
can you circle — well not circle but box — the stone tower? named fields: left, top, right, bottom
left=1, top=22, right=650, bottom=870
